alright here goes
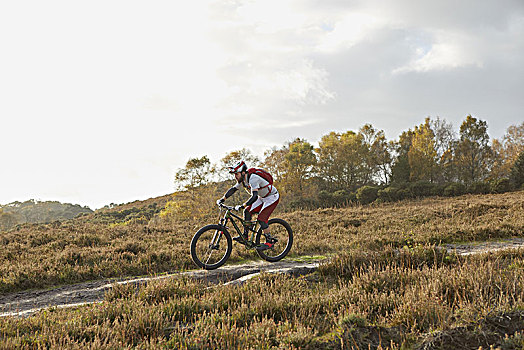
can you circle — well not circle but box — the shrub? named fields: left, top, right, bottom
left=409, top=181, right=438, bottom=198
left=443, top=182, right=466, bottom=197
left=317, top=190, right=356, bottom=207
left=377, top=187, right=403, bottom=202
left=491, top=178, right=512, bottom=193
left=356, top=186, right=379, bottom=204
left=430, top=183, right=446, bottom=196
left=286, top=197, right=319, bottom=210
left=318, top=190, right=334, bottom=207
left=333, top=190, right=356, bottom=205
left=468, top=181, right=491, bottom=194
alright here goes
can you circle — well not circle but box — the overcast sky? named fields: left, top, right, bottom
left=1, top=0, right=523, bottom=209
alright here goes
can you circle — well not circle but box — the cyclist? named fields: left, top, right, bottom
left=217, top=160, right=279, bottom=251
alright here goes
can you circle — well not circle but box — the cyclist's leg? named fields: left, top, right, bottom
left=257, top=195, right=279, bottom=228
left=255, top=195, right=280, bottom=250
left=243, top=199, right=263, bottom=235
left=244, top=199, right=263, bottom=221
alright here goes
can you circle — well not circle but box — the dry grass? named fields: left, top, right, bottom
left=1, top=248, right=524, bottom=348
left=0, top=191, right=522, bottom=294
left=0, top=191, right=523, bottom=348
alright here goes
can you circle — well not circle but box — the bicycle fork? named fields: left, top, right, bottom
left=209, top=218, right=228, bottom=249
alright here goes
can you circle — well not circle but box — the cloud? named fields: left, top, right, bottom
left=1, top=0, right=523, bottom=207
left=392, top=31, right=484, bottom=74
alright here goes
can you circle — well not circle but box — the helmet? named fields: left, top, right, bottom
left=228, top=160, right=247, bottom=174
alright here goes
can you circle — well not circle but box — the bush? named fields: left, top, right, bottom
left=490, top=178, right=512, bottom=193
left=317, top=190, right=355, bottom=207
left=286, top=197, right=319, bottom=210
left=409, top=181, right=438, bottom=198
left=430, top=183, right=446, bottom=196
left=356, top=186, right=379, bottom=204
left=333, top=190, right=356, bottom=204
left=468, top=181, right=491, bottom=194
left=443, top=182, right=466, bottom=197
left=377, top=187, right=403, bottom=202
left=318, top=190, right=334, bottom=207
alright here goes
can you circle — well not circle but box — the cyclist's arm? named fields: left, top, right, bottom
left=221, top=186, right=238, bottom=201
left=244, top=190, right=258, bottom=208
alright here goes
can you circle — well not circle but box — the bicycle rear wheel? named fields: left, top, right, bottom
left=190, top=224, right=232, bottom=270
left=255, top=218, right=293, bottom=262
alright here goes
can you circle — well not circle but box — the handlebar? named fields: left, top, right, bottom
left=217, top=202, right=236, bottom=211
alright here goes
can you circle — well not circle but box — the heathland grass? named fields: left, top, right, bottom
left=0, top=191, right=522, bottom=294
left=0, top=191, right=523, bottom=348
left=1, top=248, right=524, bottom=348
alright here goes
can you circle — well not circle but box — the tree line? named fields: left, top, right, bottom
left=174, top=115, right=523, bottom=210
left=0, top=200, right=93, bottom=231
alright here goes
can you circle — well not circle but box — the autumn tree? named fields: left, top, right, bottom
left=455, top=115, right=493, bottom=184
left=219, top=148, right=260, bottom=181
left=315, top=131, right=368, bottom=191
left=262, top=145, right=289, bottom=182
left=174, top=156, right=214, bottom=191
left=491, top=122, right=524, bottom=179
left=359, top=124, right=393, bottom=185
left=431, top=117, right=457, bottom=182
left=220, top=148, right=260, bottom=171
left=408, top=118, right=438, bottom=182
left=282, top=138, right=317, bottom=193
left=504, top=122, right=524, bottom=162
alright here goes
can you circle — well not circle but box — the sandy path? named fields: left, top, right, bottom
left=0, top=260, right=319, bottom=317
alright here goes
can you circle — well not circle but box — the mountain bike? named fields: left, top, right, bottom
left=190, top=203, right=293, bottom=270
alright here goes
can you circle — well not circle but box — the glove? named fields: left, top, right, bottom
left=234, top=204, right=244, bottom=211
left=216, top=198, right=225, bottom=205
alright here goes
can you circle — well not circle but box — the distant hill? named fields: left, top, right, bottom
left=0, top=199, right=93, bottom=230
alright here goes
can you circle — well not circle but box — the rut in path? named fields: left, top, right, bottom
left=2, top=238, right=524, bottom=318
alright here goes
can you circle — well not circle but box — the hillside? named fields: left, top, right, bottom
left=0, top=199, right=93, bottom=231
left=0, top=190, right=522, bottom=293
left=0, top=190, right=523, bottom=348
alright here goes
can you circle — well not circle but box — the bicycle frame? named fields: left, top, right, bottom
left=218, top=204, right=260, bottom=248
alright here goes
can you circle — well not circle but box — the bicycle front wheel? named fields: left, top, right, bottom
left=190, top=224, right=232, bottom=270
left=255, top=218, right=293, bottom=262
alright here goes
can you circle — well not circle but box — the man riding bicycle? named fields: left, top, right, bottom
left=217, top=160, right=279, bottom=251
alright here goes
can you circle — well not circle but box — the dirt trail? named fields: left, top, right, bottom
left=1, top=238, right=524, bottom=318
left=0, top=260, right=319, bottom=318
left=443, top=237, right=524, bottom=256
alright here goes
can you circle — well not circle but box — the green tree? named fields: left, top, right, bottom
left=390, top=129, right=413, bottom=184
left=509, top=150, right=524, bottom=189
left=455, top=115, right=493, bottom=184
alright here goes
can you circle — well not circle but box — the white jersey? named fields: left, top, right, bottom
left=234, top=173, right=278, bottom=198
